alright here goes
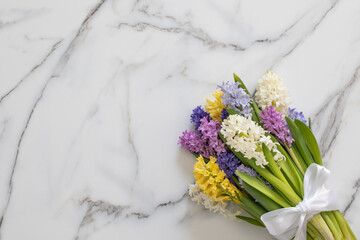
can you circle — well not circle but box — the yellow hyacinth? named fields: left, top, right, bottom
left=205, top=90, right=225, bottom=123
left=193, top=155, right=241, bottom=202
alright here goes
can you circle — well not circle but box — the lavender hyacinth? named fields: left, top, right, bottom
left=237, top=164, right=272, bottom=189
left=288, top=107, right=307, bottom=124
left=178, top=116, right=227, bottom=158
left=217, top=152, right=240, bottom=182
left=218, top=81, right=252, bottom=118
left=178, top=130, right=211, bottom=157
left=198, top=117, right=226, bottom=156
left=190, top=106, right=210, bottom=130
left=260, top=106, right=293, bottom=147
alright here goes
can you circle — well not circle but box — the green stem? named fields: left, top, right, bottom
left=345, top=219, right=357, bottom=240
left=334, top=210, right=354, bottom=240
left=321, top=212, right=344, bottom=240
left=308, top=222, right=324, bottom=240
left=310, top=214, right=335, bottom=240
left=235, top=195, right=266, bottom=226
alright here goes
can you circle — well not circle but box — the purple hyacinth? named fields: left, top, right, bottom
left=178, top=130, right=211, bottom=157
left=260, top=106, right=293, bottom=147
left=190, top=106, right=210, bottom=130
left=179, top=117, right=227, bottom=158
left=237, top=164, right=272, bottom=189
left=288, top=107, right=307, bottom=124
left=218, top=81, right=252, bottom=118
left=198, top=117, right=226, bottom=156
left=217, top=152, right=240, bottom=182
left=220, top=108, right=229, bottom=120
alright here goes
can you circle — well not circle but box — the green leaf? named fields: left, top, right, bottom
left=243, top=182, right=282, bottom=212
left=233, top=73, right=261, bottom=122
left=286, top=117, right=315, bottom=167
left=276, top=145, right=304, bottom=197
left=236, top=215, right=264, bottom=227
left=236, top=170, right=291, bottom=208
left=226, top=108, right=239, bottom=115
left=233, top=73, right=251, bottom=96
left=262, top=144, right=288, bottom=184
left=295, top=119, right=322, bottom=165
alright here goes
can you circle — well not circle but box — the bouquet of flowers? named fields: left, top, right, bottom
left=178, top=72, right=356, bottom=240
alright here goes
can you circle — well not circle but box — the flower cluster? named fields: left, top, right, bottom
left=220, top=114, right=284, bottom=167
left=220, top=108, right=230, bottom=121
left=288, top=107, right=307, bottom=124
left=205, top=90, right=226, bottom=122
left=217, top=152, right=241, bottom=183
left=178, top=130, right=204, bottom=154
left=255, top=71, right=290, bottom=115
left=179, top=105, right=226, bottom=158
left=179, top=72, right=355, bottom=239
left=218, top=81, right=252, bottom=118
left=188, top=184, right=242, bottom=219
left=193, top=156, right=241, bottom=202
left=190, top=106, right=209, bottom=130
left=198, top=117, right=226, bottom=156
left=260, top=106, right=293, bottom=147
left=179, top=117, right=226, bottom=158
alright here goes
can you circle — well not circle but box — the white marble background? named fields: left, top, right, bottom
left=0, top=0, right=359, bottom=239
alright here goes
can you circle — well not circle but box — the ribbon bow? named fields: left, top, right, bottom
left=261, top=163, right=339, bottom=240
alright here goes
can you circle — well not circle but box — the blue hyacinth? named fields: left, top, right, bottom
left=190, top=106, right=209, bottom=130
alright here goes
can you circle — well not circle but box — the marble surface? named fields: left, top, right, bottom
left=0, top=0, right=359, bottom=239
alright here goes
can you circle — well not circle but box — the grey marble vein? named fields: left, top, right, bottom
left=117, top=22, right=246, bottom=51
left=0, top=40, right=62, bottom=104
left=53, top=0, right=107, bottom=76
left=75, top=192, right=187, bottom=239
left=313, top=65, right=360, bottom=158
left=270, top=0, right=339, bottom=69
left=0, top=0, right=107, bottom=234
left=344, top=178, right=360, bottom=215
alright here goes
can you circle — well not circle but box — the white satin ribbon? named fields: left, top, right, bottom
left=261, top=163, right=339, bottom=240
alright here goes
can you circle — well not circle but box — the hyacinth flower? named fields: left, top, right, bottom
left=190, top=106, right=209, bottom=130
left=220, top=114, right=284, bottom=168
left=232, top=74, right=262, bottom=123
left=223, top=73, right=355, bottom=239
left=255, top=71, right=290, bottom=115
left=217, top=152, right=240, bottom=184
left=179, top=72, right=356, bottom=239
left=188, top=183, right=242, bottom=219
left=205, top=90, right=225, bottom=123
left=260, top=106, right=294, bottom=148
left=288, top=107, right=308, bottom=125
left=220, top=108, right=229, bottom=121
left=193, top=155, right=267, bottom=225
left=217, top=81, right=252, bottom=119
left=179, top=106, right=226, bottom=158
left=219, top=113, right=341, bottom=240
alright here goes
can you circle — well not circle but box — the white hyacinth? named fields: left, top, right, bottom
left=188, top=184, right=241, bottom=220
left=220, top=114, right=284, bottom=168
left=255, top=71, right=290, bottom=115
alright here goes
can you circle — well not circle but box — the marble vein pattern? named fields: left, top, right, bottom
left=0, top=0, right=359, bottom=239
